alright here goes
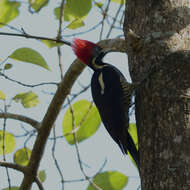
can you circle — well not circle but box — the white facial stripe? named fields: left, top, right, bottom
left=98, top=72, right=105, bottom=95
left=92, top=57, right=106, bottom=69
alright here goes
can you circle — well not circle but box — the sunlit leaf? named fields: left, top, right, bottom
left=87, top=171, right=128, bottom=190
left=54, top=0, right=92, bottom=22
left=94, top=2, right=103, bottom=8
left=2, top=187, right=19, bottom=190
left=0, top=131, right=16, bottom=155
left=128, top=123, right=138, bottom=149
left=0, top=0, right=20, bottom=28
left=42, top=40, right=63, bottom=48
left=128, top=123, right=138, bottom=168
left=62, top=100, right=101, bottom=144
left=111, top=0, right=125, bottom=4
left=13, top=147, right=31, bottom=166
left=9, top=48, right=50, bottom=71
left=4, top=63, right=13, bottom=70
left=13, top=91, right=40, bottom=108
left=38, top=170, right=46, bottom=183
left=29, top=0, right=49, bottom=12
left=0, top=90, right=6, bottom=100
left=67, top=19, right=85, bottom=30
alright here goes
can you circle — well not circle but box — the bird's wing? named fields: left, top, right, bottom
left=91, top=65, right=133, bottom=152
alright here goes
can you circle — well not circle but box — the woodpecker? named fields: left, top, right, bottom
left=72, top=38, right=140, bottom=170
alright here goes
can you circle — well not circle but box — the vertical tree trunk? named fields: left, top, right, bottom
left=123, top=0, right=190, bottom=189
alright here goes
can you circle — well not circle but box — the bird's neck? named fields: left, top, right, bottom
left=90, top=55, right=109, bottom=71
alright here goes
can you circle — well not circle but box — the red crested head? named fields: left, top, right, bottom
left=72, top=38, right=99, bottom=65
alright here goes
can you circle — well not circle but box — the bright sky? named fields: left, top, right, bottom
left=0, top=1, right=140, bottom=189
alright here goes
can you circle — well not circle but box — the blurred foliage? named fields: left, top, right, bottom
left=87, top=171, right=128, bottom=190
left=63, top=100, right=101, bottom=144
left=0, top=131, right=16, bottom=155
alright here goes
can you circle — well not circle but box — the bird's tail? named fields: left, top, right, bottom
left=126, top=132, right=140, bottom=171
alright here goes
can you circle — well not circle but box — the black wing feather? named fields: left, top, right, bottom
left=91, top=64, right=139, bottom=169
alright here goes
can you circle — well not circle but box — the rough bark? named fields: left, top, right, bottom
left=123, top=0, right=190, bottom=189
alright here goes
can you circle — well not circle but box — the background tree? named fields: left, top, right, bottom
left=0, top=0, right=140, bottom=190
left=124, top=0, right=190, bottom=189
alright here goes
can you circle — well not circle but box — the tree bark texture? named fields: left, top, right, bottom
left=124, top=0, right=190, bottom=189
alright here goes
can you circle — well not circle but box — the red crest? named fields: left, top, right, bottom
left=72, top=38, right=96, bottom=65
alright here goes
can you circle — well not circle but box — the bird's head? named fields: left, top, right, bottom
left=72, top=38, right=110, bottom=70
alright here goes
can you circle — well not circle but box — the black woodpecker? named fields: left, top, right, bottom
left=72, top=38, right=140, bottom=170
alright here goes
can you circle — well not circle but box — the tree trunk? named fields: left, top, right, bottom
left=123, top=0, right=190, bottom=189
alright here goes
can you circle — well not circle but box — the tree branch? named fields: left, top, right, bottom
left=0, top=32, right=71, bottom=46
left=0, top=112, right=40, bottom=130
left=35, top=177, right=44, bottom=190
left=0, top=161, right=26, bottom=173
left=19, top=38, right=126, bottom=190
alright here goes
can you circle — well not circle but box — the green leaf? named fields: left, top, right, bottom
left=13, top=91, right=40, bottom=108
left=62, top=100, right=101, bottom=144
left=128, top=123, right=138, bottom=149
left=67, top=19, right=85, bottom=30
left=94, top=2, right=103, bottom=8
left=13, top=147, right=31, bottom=166
left=0, top=0, right=20, bottom=28
left=111, top=0, right=125, bottom=4
left=4, top=63, right=13, bottom=70
left=38, top=170, right=46, bottom=183
left=9, top=48, right=50, bottom=71
left=128, top=123, right=138, bottom=168
left=2, top=187, right=19, bottom=190
left=29, top=0, right=49, bottom=12
left=54, top=0, right=92, bottom=22
left=0, top=90, right=6, bottom=100
left=42, top=40, right=64, bottom=48
left=0, top=131, right=16, bottom=155
left=87, top=171, right=128, bottom=190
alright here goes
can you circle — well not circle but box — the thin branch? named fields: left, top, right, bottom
left=106, top=3, right=123, bottom=38
left=63, top=100, right=93, bottom=137
left=0, top=112, right=40, bottom=130
left=2, top=104, right=11, bottom=189
left=51, top=125, right=65, bottom=188
left=0, top=32, right=71, bottom=46
left=62, top=21, right=102, bottom=37
left=57, top=0, right=66, bottom=81
left=99, top=0, right=111, bottom=40
left=67, top=98, right=102, bottom=190
left=62, top=83, right=91, bottom=109
left=35, top=177, right=44, bottom=190
left=0, top=72, right=59, bottom=88
left=0, top=161, right=26, bottom=173
left=0, top=22, right=23, bottom=33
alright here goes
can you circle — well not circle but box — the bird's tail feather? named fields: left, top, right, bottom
left=126, top=132, right=140, bottom=171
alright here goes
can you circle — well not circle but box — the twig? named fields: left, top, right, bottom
left=99, top=0, right=111, bottom=40
left=106, top=3, right=123, bottom=38
left=23, top=130, right=36, bottom=148
left=35, top=177, right=44, bottom=190
left=63, top=100, right=93, bottom=137
left=62, top=83, right=91, bottom=109
left=51, top=125, right=65, bottom=189
left=0, top=72, right=59, bottom=88
left=0, top=32, right=71, bottom=46
left=67, top=97, right=102, bottom=190
left=0, top=112, right=40, bottom=130
left=57, top=0, right=66, bottom=80
left=0, top=22, right=23, bottom=33
left=2, top=103, right=12, bottom=189
left=62, top=21, right=102, bottom=38
left=0, top=161, right=26, bottom=173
